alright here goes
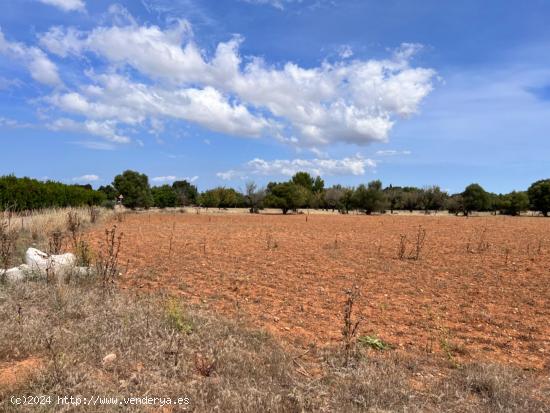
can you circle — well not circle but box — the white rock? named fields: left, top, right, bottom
left=1, top=267, right=25, bottom=282
left=25, top=248, right=77, bottom=278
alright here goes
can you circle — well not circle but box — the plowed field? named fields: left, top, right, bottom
left=88, top=212, right=550, bottom=370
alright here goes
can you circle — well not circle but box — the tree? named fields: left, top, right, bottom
left=313, top=176, right=325, bottom=193
left=98, top=185, right=117, bottom=200
left=291, top=172, right=315, bottom=192
left=420, top=186, right=447, bottom=213
left=385, top=185, right=403, bottom=213
left=402, top=190, right=421, bottom=212
left=245, top=181, right=265, bottom=213
left=461, top=183, right=489, bottom=216
left=218, top=188, right=243, bottom=208
left=151, top=185, right=178, bottom=208
left=199, top=189, right=221, bottom=208
left=0, top=175, right=105, bottom=211
left=324, top=186, right=343, bottom=211
left=499, top=191, right=529, bottom=216
left=445, top=194, right=463, bottom=215
left=527, top=179, right=550, bottom=216
left=172, top=180, right=198, bottom=206
left=265, top=182, right=308, bottom=214
left=353, top=180, right=386, bottom=215
left=113, top=170, right=153, bottom=209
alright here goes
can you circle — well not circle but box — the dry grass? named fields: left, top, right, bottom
left=0, top=207, right=114, bottom=266
left=0, top=280, right=547, bottom=412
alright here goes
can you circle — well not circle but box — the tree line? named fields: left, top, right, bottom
left=2, top=171, right=550, bottom=216
left=0, top=175, right=105, bottom=211
left=99, top=170, right=550, bottom=217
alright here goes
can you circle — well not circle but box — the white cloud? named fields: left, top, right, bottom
left=38, top=0, right=85, bottom=12
left=0, top=116, right=31, bottom=128
left=48, top=118, right=130, bottom=143
left=73, top=140, right=115, bottom=150
left=217, top=155, right=376, bottom=180
left=152, top=176, right=177, bottom=183
left=72, top=174, right=99, bottom=182
left=338, top=45, right=354, bottom=59
left=0, top=29, right=61, bottom=86
left=375, top=149, right=412, bottom=156
left=152, top=175, right=199, bottom=183
left=37, top=19, right=435, bottom=147
left=241, top=0, right=325, bottom=10
left=46, top=75, right=273, bottom=138
left=242, top=0, right=286, bottom=10
left=216, top=170, right=239, bottom=180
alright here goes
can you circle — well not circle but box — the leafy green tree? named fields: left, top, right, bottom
left=420, top=186, right=447, bottom=213
left=324, top=186, right=345, bottom=211
left=340, top=188, right=355, bottom=214
left=98, top=185, right=117, bottom=200
left=445, top=194, right=463, bottom=215
left=527, top=179, right=550, bottom=216
left=265, top=182, right=308, bottom=214
left=291, top=172, right=315, bottom=192
left=172, top=180, right=198, bottom=206
left=499, top=191, right=529, bottom=216
left=402, top=189, right=421, bottom=212
left=218, top=188, right=243, bottom=208
left=353, top=180, right=387, bottom=215
left=313, top=176, right=325, bottom=193
left=113, top=170, right=153, bottom=209
left=199, top=189, right=221, bottom=208
left=461, top=183, right=489, bottom=216
left=151, top=185, right=178, bottom=208
left=385, top=185, right=403, bottom=213
left=0, top=175, right=105, bottom=211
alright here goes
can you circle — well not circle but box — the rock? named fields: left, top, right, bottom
left=25, top=248, right=77, bottom=280
left=102, top=353, right=117, bottom=365
left=1, top=267, right=25, bottom=283
left=3, top=248, right=91, bottom=283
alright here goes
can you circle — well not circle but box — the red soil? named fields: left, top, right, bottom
left=88, top=213, right=550, bottom=370
left=0, top=357, right=43, bottom=393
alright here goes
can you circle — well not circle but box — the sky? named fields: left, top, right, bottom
left=1, top=0, right=549, bottom=194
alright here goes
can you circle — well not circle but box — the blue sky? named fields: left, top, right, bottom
left=1, top=0, right=549, bottom=194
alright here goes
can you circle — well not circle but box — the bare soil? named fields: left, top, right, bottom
left=0, top=358, right=43, bottom=393
left=88, top=212, right=550, bottom=371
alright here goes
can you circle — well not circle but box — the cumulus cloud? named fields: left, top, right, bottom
left=152, top=176, right=177, bottom=183
left=46, top=74, right=273, bottom=138
left=38, top=0, right=85, bottom=12
left=0, top=29, right=61, bottom=86
left=152, top=175, right=199, bottom=183
left=73, top=140, right=115, bottom=150
left=48, top=118, right=130, bottom=143
left=37, top=17, right=435, bottom=147
left=72, top=174, right=99, bottom=182
left=241, top=0, right=327, bottom=10
left=375, top=149, right=412, bottom=156
left=241, top=0, right=287, bottom=9
left=217, top=155, right=376, bottom=180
